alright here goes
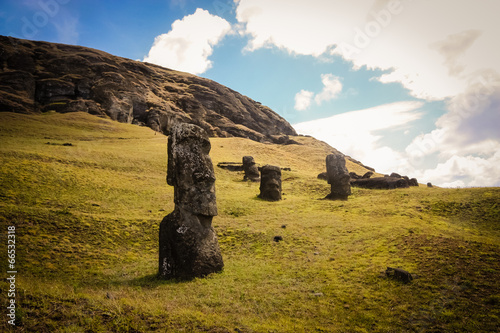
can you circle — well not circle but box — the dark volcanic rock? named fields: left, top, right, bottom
left=0, top=36, right=297, bottom=143
left=324, top=154, right=351, bottom=200
left=243, top=156, right=260, bottom=182
left=390, top=172, right=402, bottom=178
left=409, top=178, right=419, bottom=187
left=318, top=172, right=328, bottom=181
left=259, top=165, right=282, bottom=201
left=351, top=177, right=409, bottom=189
left=217, top=162, right=244, bottom=172
left=362, top=171, right=374, bottom=179
left=349, top=172, right=361, bottom=180
left=158, top=123, right=223, bottom=280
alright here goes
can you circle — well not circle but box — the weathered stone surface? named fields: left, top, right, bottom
left=259, top=165, right=282, bottom=201
left=385, top=267, right=413, bottom=283
left=390, top=172, right=402, bottom=178
left=427, top=182, right=433, bottom=188
left=351, top=177, right=409, bottom=189
left=349, top=172, right=361, bottom=180
left=362, top=171, right=374, bottom=179
left=318, top=172, right=328, bottom=181
left=409, top=178, right=419, bottom=187
left=0, top=36, right=297, bottom=144
left=243, top=156, right=260, bottom=182
left=159, top=123, right=223, bottom=280
left=325, top=154, right=351, bottom=200
left=217, top=162, right=244, bottom=171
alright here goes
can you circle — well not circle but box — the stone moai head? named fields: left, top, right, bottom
left=167, top=123, right=217, bottom=217
left=325, top=153, right=351, bottom=200
left=243, top=155, right=260, bottom=182
left=259, top=165, right=282, bottom=201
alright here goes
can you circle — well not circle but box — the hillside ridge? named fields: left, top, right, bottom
left=0, top=35, right=297, bottom=144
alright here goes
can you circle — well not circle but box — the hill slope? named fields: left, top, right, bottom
left=0, top=35, right=296, bottom=143
left=0, top=112, right=499, bottom=332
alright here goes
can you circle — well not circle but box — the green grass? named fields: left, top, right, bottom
left=0, top=112, right=499, bottom=332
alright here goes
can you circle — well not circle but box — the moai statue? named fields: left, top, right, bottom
left=258, top=165, right=282, bottom=201
left=158, top=123, right=223, bottom=280
left=242, top=156, right=260, bottom=182
left=325, top=153, right=351, bottom=200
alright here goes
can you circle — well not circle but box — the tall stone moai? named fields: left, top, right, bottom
left=258, top=165, right=282, bottom=201
left=158, top=123, right=224, bottom=280
left=242, top=156, right=260, bottom=182
left=325, top=153, right=351, bottom=200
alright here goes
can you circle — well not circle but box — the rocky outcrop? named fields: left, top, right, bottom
left=258, top=165, right=282, bottom=201
left=324, top=153, right=351, bottom=200
left=158, top=123, right=223, bottom=280
left=0, top=36, right=297, bottom=143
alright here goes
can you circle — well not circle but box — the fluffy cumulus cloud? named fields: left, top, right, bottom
left=143, top=8, right=231, bottom=74
left=294, top=90, right=314, bottom=111
left=294, top=74, right=342, bottom=111
left=293, top=101, right=424, bottom=173
left=237, top=0, right=500, bottom=186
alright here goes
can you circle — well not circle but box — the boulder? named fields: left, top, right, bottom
left=159, top=123, right=223, bottom=280
left=318, top=172, right=328, bottom=181
left=409, top=178, right=419, bottom=187
left=362, top=171, right=374, bottom=179
left=427, top=182, right=433, bottom=188
left=324, top=154, right=351, bottom=200
left=351, top=177, right=409, bottom=189
left=243, top=156, right=260, bottom=182
left=259, top=165, right=282, bottom=201
left=390, top=172, right=402, bottom=178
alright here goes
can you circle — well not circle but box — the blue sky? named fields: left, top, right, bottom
left=1, top=0, right=499, bottom=187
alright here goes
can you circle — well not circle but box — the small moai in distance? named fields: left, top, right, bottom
left=243, top=156, right=260, bottom=182
left=258, top=165, right=282, bottom=201
left=158, top=123, right=224, bottom=280
left=325, top=153, right=351, bottom=200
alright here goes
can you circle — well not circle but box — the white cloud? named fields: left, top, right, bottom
left=235, top=0, right=500, bottom=100
left=143, top=8, right=231, bottom=74
left=237, top=0, right=500, bottom=187
left=315, top=74, right=343, bottom=105
left=294, top=74, right=342, bottom=111
left=293, top=101, right=423, bottom=173
left=294, top=90, right=314, bottom=111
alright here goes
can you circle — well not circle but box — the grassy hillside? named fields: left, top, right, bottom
left=0, top=112, right=499, bottom=332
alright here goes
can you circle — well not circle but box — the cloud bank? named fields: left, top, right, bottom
left=237, top=0, right=500, bottom=186
left=143, top=8, right=231, bottom=74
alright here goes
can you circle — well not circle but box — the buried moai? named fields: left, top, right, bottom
left=158, top=123, right=223, bottom=280
left=325, top=153, right=351, bottom=200
left=258, top=165, right=282, bottom=201
left=243, top=156, right=260, bottom=182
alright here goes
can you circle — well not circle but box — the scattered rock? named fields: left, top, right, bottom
left=217, top=162, right=244, bottom=171
left=409, top=178, right=419, bottom=187
left=259, top=165, right=282, bottom=201
left=390, top=172, right=402, bottom=178
left=385, top=267, right=413, bottom=283
left=351, top=177, right=409, bottom=189
left=242, top=156, right=260, bottom=182
left=273, top=236, right=283, bottom=242
left=324, top=153, right=351, bottom=200
left=427, top=182, right=433, bottom=188
left=158, top=123, right=224, bottom=280
left=281, top=224, right=287, bottom=229
left=317, top=172, right=328, bottom=181
left=362, top=171, right=374, bottom=179
left=349, top=172, right=361, bottom=180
